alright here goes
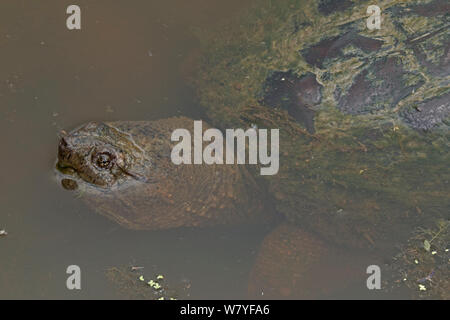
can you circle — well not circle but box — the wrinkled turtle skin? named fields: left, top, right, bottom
left=55, top=0, right=449, bottom=299
left=56, top=118, right=273, bottom=230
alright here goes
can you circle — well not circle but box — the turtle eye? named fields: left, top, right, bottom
left=93, top=152, right=115, bottom=170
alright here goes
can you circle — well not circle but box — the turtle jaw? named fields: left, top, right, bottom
left=55, top=138, right=79, bottom=190
left=55, top=157, right=81, bottom=191
left=55, top=134, right=107, bottom=189
left=55, top=136, right=82, bottom=190
left=55, top=166, right=78, bottom=191
left=56, top=136, right=82, bottom=175
left=55, top=158, right=77, bottom=176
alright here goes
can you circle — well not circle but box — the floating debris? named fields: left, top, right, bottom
left=131, top=266, right=144, bottom=271
left=147, top=279, right=162, bottom=290
left=0, top=229, right=7, bottom=236
left=106, top=266, right=188, bottom=300
left=418, top=270, right=434, bottom=284
left=382, top=220, right=449, bottom=299
left=153, top=283, right=162, bottom=290
left=423, top=240, right=431, bottom=252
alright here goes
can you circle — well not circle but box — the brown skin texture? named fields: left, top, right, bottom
left=248, top=223, right=376, bottom=299
left=56, top=117, right=274, bottom=230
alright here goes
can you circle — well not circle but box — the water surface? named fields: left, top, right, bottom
left=0, top=0, right=267, bottom=299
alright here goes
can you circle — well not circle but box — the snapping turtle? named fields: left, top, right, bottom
left=55, top=0, right=449, bottom=298
left=56, top=118, right=273, bottom=229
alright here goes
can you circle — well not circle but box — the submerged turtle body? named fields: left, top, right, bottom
left=190, top=0, right=449, bottom=298
left=194, top=0, right=449, bottom=250
left=56, top=117, right=364, bottom=299
left=55, top=0, right=449, bottom=299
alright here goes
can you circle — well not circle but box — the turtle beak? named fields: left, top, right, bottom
left=56, top=137, right=77, bottom=176
left=56, top=161, right=76, bottom=176
left=55, top=135, right=80, bottom=191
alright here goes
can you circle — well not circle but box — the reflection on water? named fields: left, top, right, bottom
left=0, top=0, right=265, bottom=299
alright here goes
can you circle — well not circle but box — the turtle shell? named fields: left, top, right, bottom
left=194, top=0, right=450, bottom=248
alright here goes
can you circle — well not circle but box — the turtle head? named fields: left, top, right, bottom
left=56, top=121, right=149, bottom=190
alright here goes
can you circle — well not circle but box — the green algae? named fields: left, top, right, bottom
left=192, top=0, right=449, bottom=248
left=106, top=266, right=186, bottom=300
left=383, top=219, right=450, bottom=299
